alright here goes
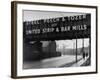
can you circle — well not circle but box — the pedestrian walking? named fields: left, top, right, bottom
left=86, top=52, right=88, bottom=57
left=83, top=52, right=85, bottom=59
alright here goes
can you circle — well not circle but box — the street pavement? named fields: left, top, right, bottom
left=23, top=55, right=83, bottom=69
left=71, top=56, right=89, bottom=67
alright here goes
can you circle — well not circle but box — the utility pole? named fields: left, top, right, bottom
left=82, top=38, right=84, bottom=53
left=89, top=38, right=91, bottom=65
left=76, top=37, right=77, bottom=63
left=73, top=40, right=74, bottom=55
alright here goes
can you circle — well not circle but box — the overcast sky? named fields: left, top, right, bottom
left=56, top=39, right=89, bottom=49
left=23, top=10, right=86, bottom=21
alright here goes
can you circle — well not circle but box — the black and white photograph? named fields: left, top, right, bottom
left=11, top=1, right=97, bottom=78
left=23, top=10, right=91, bottom=69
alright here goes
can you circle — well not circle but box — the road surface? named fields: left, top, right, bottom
left=23, top=55, right=83, bottom=69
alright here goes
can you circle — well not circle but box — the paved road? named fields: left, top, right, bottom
left=71, top=56, right=89, bottom=67
left=23, top=55, right=82, bottom=69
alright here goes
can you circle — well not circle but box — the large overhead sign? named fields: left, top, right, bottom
left=23, top=14, right=91, bottom=41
